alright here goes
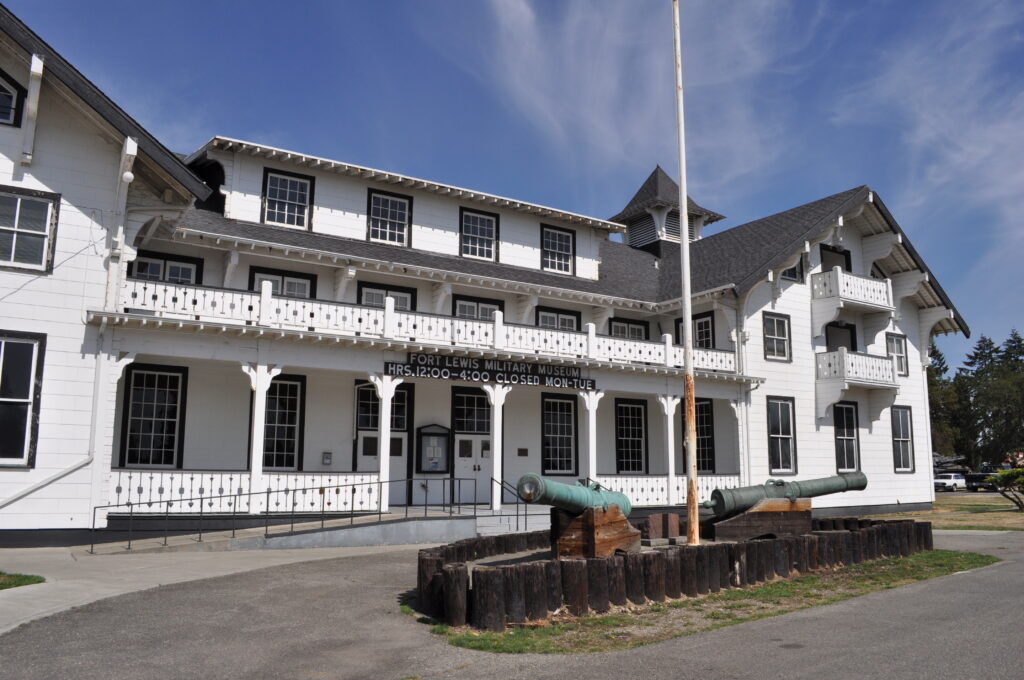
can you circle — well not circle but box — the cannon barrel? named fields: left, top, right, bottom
left=516, top=474, right=633, bottom=517
left=701, top=472, right=867, bottom=520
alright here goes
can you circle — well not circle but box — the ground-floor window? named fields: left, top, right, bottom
left=767, top=396, right=796, bottom=474
left=354, top=381, right=412, bottom=460
left=834, top=401, right=860, bottom=472
left=615, top=399, right=647, bottom=473
left=682, top=399, right=715, bottom=473
left=891, top=405, right=914, bottom=472
left=452, top=387, right=490, bottom=433
left=263, top=375, right=305, bottom=470
left=542, top=393, right=577, bottom=475
left=121, top=363, right=187, bottom=468
left=0, top=331, right=45, bottom=467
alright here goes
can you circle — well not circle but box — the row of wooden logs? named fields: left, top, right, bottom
left=417, top=520, right=933, bottom=631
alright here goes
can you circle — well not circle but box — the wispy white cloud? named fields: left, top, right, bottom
left=830, top=0, right=1024, bottom=357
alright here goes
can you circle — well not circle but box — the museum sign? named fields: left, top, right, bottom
left=384, top=352, right=597, bottom=390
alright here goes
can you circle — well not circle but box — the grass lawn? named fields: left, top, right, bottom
left=0, top=571, right=44, bottom=591
left=879, top=492, right=1024, bottom=531
left=419, top=549, right=997, bottom=654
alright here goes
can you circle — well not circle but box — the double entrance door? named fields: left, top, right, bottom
left=355, top=430, right=410, bottom=507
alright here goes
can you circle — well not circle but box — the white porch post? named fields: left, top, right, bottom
left=241, top=362, right=282, bottom=513
left=580, top=390, right=605, bottom=482
left=369, top=373, right=403, bottom=514
left=658, top=395, right=682, bottom=505
left=483, top=383, right=513, bottom=512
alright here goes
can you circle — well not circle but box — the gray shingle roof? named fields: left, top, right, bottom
left=610, top=166, right=725, bottom=225
left=0, top=5, right=211, bottom=201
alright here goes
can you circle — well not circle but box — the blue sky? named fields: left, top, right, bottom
left=9, top=0, right=1023, bottom=366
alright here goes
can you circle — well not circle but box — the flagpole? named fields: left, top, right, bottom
left=671, top=0, right=700, bottom=545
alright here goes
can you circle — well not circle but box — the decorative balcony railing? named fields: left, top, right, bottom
left=815, top=348, right=897, bottom=386
left=810, top=267, right=893, bottom=309
left=117, top=279, right=737, bottom=373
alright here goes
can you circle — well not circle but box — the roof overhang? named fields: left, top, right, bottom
left=188, top=136, right=626, bottom=233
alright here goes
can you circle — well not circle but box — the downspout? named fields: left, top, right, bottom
left=734, top=287, right=755, bottom=486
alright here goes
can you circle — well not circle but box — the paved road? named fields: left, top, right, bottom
left=0, top=531, right=1019, bottom=680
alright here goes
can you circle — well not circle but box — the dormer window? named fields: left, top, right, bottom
left=541, top=225, right=574, bottom=275
left=368, top=190, right=412, bottom=246
left=262, top=169, right=313, bottom=229
left=460, top=208, right=498, bottom=261
left=0, top=68, right=27, bottom=127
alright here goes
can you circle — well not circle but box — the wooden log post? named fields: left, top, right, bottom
left=664, top=547, right=682, bottom=599
left=806, top=534, right=819, bottom=570
left=695, top=546, right=710, bottom=594
left=418, top=551, right=444, bottom=616
left=919, top=521, right=933, bottom=551
left=729, top=543, right=746, bottom=587
left=904, top=521, right=917, bottom=555
left=841, top=532, right=854, bottom=566
left=443, top=563, right=469, bottom=627
left=544, top=560, right=562, bottom=612
left=680, top=546, right=698, bottom=597
left=762, top=540, right=776, bottom=580
left=608, top=554, right=627, bottom=606
left=561, top=558, right=589, bottom=616
left=503, top=564, right=526, bottom=625
left=843, top=517, right=859, bottom=531
left=624, top=551, right=646, bottom=605
left=587, top=558, right=611, bottom=613
left=470, top=567, right=505, bottom=632
left=643, top=551, right=667, bottom=602
left=794, top=536, right=809, bottom=573
left=850, top=531, right=863, bottom=564
left=707, top=545, right=721, bottom=593
left=773, top=539, right=790, bottom=578
left=524, top=561, right=548, bottom=621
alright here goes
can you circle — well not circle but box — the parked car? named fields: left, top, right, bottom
left=966, top=471, right=998, bottom=492
left=934, top=473, right=966, bottom=492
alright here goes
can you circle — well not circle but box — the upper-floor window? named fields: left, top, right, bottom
left=536, top=307, right=580, bottom=331
left=368, top=190, right=412, bottom=246
left=262, top=169, right=313, bottom=229
left=0, top=331, right=45, bottom=467
left=767, top=396, right=796, bottom=474
left=763, top=312, right=791, bottom=361
left=781, top=256, right=804, bottom=282
left=0, top=68, right=27, bottom=127
left=129, top=250, right=203, bottom=285
left=674, top=314, right=715, bottom=348
left=886, top=333, right=909, bottom=376
left=820, top=244, right=852, bottom=273
left=358, top=282, right=415, bottom=311
left=891, top=405, right=914, bottom=473
left=460, top=208, right=498, bottom=261
left=541, top=225, right=574, bottom=275
left=610, top=318, right=648, bottom=341
left=834, top=401, right=860, bottom=472
left=0, top=186, right=59, bottom=272
left=453, top=295, right=502, bottom=321
left=249, top=266, right=317, bottom=299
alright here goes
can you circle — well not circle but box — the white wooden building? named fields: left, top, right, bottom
left=0, top=8, right=968, bottom=530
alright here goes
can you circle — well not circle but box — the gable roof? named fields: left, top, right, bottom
left=0, top=4, right=211, bottom=201
left=610, top=165, right=725, bottom=225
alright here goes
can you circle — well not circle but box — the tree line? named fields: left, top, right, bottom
left=929, top=329, right=1024, bottom=470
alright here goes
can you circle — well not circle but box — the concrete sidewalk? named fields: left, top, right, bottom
left=0, top=543, right=436, bottom=635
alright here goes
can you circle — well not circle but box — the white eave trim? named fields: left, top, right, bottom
left=187, top=136, right=627, bottom=233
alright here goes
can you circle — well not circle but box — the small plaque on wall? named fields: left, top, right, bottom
left=517, top=447, right=528, bottom=457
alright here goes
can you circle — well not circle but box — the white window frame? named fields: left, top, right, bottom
left=767, top=397, right=796, bottom=474
left=454, top=298, right=500, bottom=321
left=263, top=172, right=312, bottom=229
left=0, top=189, right=56, bottom=272
left=0, top=335, right=42, bottom=466
left=359, top=286, right=413, bottom=312
left=122, top=366, right=185, bottom=469
left=537, top=310, right=578, bottom=331
left=541, top=225, right=574, bottom=275
left=368, top=191, right=411, bottom=246
left=254, top=273, right=312, bottom=299
left=263, top=377, right=304, bottom=471
left=610, top=320, right=647, bottom=340
left=615, top=400, right=647, bottom=474
left=132, top=254, right=198, bottom=285
left=460, top=209, right=497, bottom=261
left=887, top=333, right=909, bottom=377
left=763, top=313, right=791, bottom=361
left=892, top=406, right=914, bottom=472
left=541, top=394, right=577, bottom=475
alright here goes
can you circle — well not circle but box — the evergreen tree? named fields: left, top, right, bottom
left=963, top=335, right=1001, bottom=374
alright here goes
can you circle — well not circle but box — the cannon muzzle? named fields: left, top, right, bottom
left=516, top=473, right=633, bottom=517
left=702, top=472, right=868, bottom=519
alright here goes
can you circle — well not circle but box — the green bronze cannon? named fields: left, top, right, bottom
left=702, top=472, right=868, bottom=520
left=516, top=473, right=633, bottom=517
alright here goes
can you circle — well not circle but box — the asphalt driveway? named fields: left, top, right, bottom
left=0, top=531, right=1019, bottom=680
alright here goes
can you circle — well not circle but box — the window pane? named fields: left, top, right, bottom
left=13, top=233, right=45, bottom=265
left=135, top=259, right=164, bottom=281
left=17, top=199, right=49, bottom=232
left=538, top=312, right=558, bottom=329
left=165, top=263, right=196, bottom=284
left=0, top=196, right=15, bottom=228
left=369, top=194, right=408, bottom=244
left=0, top=340, right=35, bottom=399
left=390, top=292, right=412, bottom=311
left=0, top=402, right=29, bottom=458
left=362, top=289, right=386, bottom=307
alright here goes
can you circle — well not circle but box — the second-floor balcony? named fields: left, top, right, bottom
left=810, top=267, right=894, bottom=339
left=815, top=348, right=898, bottom=387
left=113, top=278, right=737, bottom=374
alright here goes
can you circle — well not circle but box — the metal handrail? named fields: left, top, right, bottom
left=89, top=476, right=478, bottom=554
left=491, top=477, right=528, bottom=532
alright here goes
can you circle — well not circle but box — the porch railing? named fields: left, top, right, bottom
left=593, top=474, right=741, bottom=507
left=810, top=267, right=893, bottom=309
left=117, top=279, right=737, bottom=373
left=815, top=347, right=897, bottom=386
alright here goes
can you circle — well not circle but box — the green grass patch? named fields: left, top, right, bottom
left=425, top=549, right=998, bottom=654
left=0, top=571, right=44, bottom=591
